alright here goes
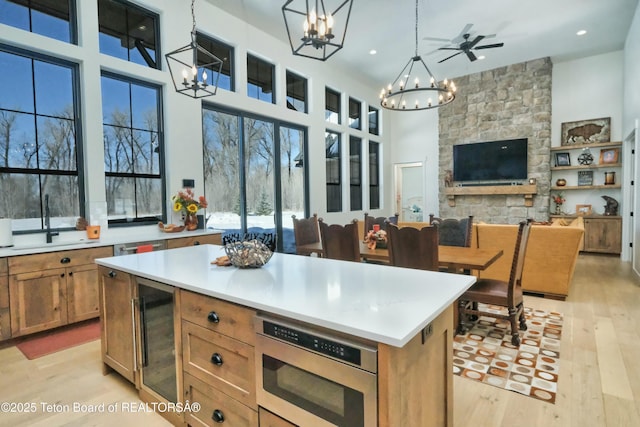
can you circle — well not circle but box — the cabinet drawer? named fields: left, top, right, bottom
left=182, top=320, right=255, bottom=407
left=180, top=290, right=255, bottom=345
left=184, top=372, right=257, bottom=427
left=8, top=246, right=113, bottom=274
left=259, top=408, right=298, bottom=427
left=166, top=234, right=221, bottom=249
left=0, top=258, right=7, bottom=276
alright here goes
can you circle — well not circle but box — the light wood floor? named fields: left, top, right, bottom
left=0, top=254, right=638, bottom=426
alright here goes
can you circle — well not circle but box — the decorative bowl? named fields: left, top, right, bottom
left=224, top=240, right=273, bottom=268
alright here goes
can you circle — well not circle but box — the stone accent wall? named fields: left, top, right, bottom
left=438, top=58, right=552, bottom=224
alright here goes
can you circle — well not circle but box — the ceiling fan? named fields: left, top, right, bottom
left=436, top=32, right=504, bottom=63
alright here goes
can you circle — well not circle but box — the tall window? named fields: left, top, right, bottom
left=247, top=54, right=274, bottom=103
left=196, top=32, right=234, bottom=92
left=101, top=73, right=164, bottom=224
left=348, top=97, right=361, bottom=130
left=368, top=106, right=379, bottom=135
left=286, top=71, right=307, bottom=113
left=98, top=0, right=159, bottom=69
left=325, top=87, right=341, bottom=124
left=0, top=0, right=76, bottom=43
left=349, top=136, right=362, bottom=211
left=369, top=142, right=380, bottom=210
left=325, top=130, right=341, bottom=212
left=0, top=47, right=82, bottom=232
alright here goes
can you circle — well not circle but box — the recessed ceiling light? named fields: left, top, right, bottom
left=576, top=30, right=587, bottom=36
left=369, top=49, right=377, bottom=55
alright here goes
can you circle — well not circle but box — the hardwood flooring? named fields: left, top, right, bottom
left=0, top=254, right=638, bottom=426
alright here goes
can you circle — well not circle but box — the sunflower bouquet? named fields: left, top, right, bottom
left=172, top=188, right=208, bottom=215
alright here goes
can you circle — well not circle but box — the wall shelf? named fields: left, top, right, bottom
left=444, top=184, right=537, bottom=207
left=549, top=141, right=622, bottom=151
left=551, top=163, right=621, bottom=171
left=551, top=184, right=622, bottom=191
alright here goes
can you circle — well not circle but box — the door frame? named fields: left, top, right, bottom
left=393, top=162, right=425, bottom=222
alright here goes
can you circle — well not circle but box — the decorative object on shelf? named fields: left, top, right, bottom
left=379, top=0, right=456, bottom=111
left=75, top=217, right=88, bottom=230
left=551, top=192, right=565, bottom=215
left=554, top=152, right=571, bottom=167
left=560, top=117, right=611, bottom=145
left=555, top=178, right=567, bottom=187
left=602, top=196, right=619, bottom=216
left=577, top=170, right=593, bottom=186
left=172, top=188, right=208, bottom=231
left=282, top=0, right=353, bottom=61
left=364, top=229, right=388, bottom=249
left=599, top=148, right=620, bottom=164
left=165, top=0, right=223, bottom=99
left=224, top=239, right=273, bottom=268
left=604, top=171, right=616, bottom=185
left=577, top=148, right=594, bottom=165
left=444, top=169, right=453, bottom=187
left=576, top=204, right=592, bottom=216
left=86, top=225, right=101, bottom=240
left=528, top=177, right=537, bottom=185
left=158, top=222, right=186, bottom=233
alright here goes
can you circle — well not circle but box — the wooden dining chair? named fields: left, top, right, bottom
left=318, top=219, right=361, bottom=262
left=386, top=224, right=439, bottom=271
left=457, top=219, right=533, bottom=346
left=363, top=212, right=399, bottom=238
left=292, top=213, right=320, bottom=255
left=429, top=214, right=473, bottom=247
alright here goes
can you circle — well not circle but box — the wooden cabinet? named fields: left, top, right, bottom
left=583, top=217, right=622, bottom=254
left=8, top=246, right=112, bottom=337
left=0, top=258, right=10, bottom=341
left=99, top=266, right=137, bottom=384
left=166, top=233, right=221, bottom=249
left=180, top=289, right=257, bottom=426
left=258, top=408, right=297, bottom=427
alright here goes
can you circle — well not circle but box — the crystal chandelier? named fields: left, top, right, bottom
left=282, top=0, right=354, bottom=61
left=165, top=0, right=223, bottom=99
left=380, top=0, right=456, bottom=111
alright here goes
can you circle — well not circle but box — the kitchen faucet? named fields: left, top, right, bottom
left=45, top=194, right=58, bottom=244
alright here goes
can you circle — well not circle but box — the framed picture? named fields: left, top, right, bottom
left=576, top=204, right=592, bottom=216
left=578, top=170, right=593, bottom=186
left=561, top=117, right=611, bottom=145
left=555, top=152, right=571, bottom=167
left=599, top=147, right=620, bottom=164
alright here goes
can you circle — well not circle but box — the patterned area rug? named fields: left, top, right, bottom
left=453, top=306, right=563, bottom=403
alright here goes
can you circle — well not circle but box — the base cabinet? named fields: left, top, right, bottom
left=258, top=408, right=297, bottom=427
left=166, top=234, right=222, bottom=249
left=0, top=258, right=10, bottom=341
left=583, top=217, right=622, bottom=254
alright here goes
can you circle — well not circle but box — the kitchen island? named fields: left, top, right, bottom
left=96, top=244, right=475, bottom=427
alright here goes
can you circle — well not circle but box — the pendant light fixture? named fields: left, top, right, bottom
left=165, top=0, right=223, bottom=99
left=380, top=0, right=456, bottom=111
left=282, top=0, right=354, bottom=61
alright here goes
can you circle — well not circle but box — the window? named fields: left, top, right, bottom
left=368, top=106, right=379, bottom=135
left=325, top=131, right=341, bottom=212
left=98, top=0, right=159, bottom=69
left=325, top=87, right=340, bottom=124
left=369, top=142, right=380, bottom=210
left=286, top=71, right=307, bottom=113
left=101, top=73, right=164, bottom=224
left=196, top=32, right=234, bottom=92
left=247, top=54, right=274, bottom=103
left=349, top=136, right=362, bottom=211
left=0, top=46, right=83, bottom=232
left=0, top=0, right=76, bottom=43
left=348, top=97, right=361, bottom=130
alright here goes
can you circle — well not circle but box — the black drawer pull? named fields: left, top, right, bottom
left=60, top=257, right=71, bottom=264
left=212, top=409, right=225, bottom=423
left=211, top=353, right=223, bottom=366
left=108, top=270, right=117, bottom=278
left=207, top=311, right=219, bottom=323
left=193, top=240, right=201, bottom=245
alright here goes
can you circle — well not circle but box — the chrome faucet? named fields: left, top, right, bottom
left=45, top=194, right=58, bottom=244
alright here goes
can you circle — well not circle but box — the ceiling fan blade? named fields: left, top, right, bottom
left=438, top=51, right=463, bottom=63
left=468, top=35, right=485, bottom=49
left=466, top=51, right=477, bottom=62
left=438, top=47, right=462, bottom=51
left=422, top=36, right=451, bottom=42
left=474, top=43, right=505, bottom=50
left=452, top=24, right=474, bottom=43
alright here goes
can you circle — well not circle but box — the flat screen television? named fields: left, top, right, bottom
left=453, top=138, right=528, bottom=183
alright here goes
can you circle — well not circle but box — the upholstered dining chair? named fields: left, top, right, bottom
left=363, top=212, right=399, bottom=238
left=318, top=219, right=361, bottom=262
left=429, top=214, right=474, bottom=247
left=457, top=219, right=533, bottom=346
left=386, top=224, right=439, bottom=271
left=292, top=213, right=320, bottom=255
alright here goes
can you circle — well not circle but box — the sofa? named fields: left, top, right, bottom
left=471, top=219, right=584, bottom=300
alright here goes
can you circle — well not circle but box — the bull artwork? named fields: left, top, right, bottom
left=561, top=117, right=611, bottom=145
left=602, top=195, right=619, bottom=216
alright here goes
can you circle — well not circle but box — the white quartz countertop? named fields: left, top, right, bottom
left=95, top=244, right=476, bottom=347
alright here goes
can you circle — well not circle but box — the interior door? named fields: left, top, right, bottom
left=394, top=163, right=424, bottom=222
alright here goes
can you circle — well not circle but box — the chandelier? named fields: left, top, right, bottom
left=165, top=0, right=223, bottom=99
left=282, top=0, right=354, bottom=61
left=380, top=0, right=456, bottom=111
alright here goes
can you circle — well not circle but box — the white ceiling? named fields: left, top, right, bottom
left=206, top=0, right=638, bottom=87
